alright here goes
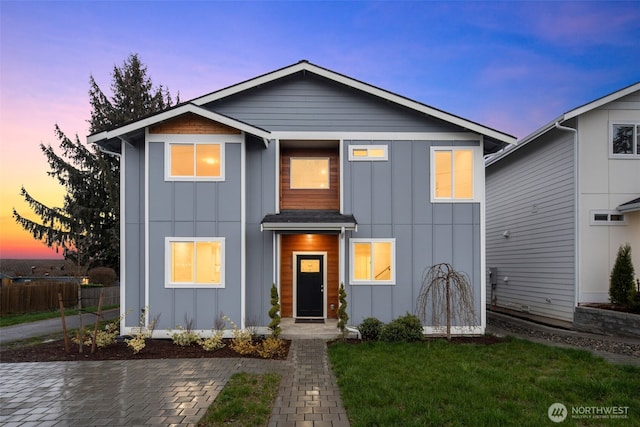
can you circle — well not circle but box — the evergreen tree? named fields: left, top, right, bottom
left=13, top=54, right=178, bottom=270
left=609, top=243, right=636, bottom=306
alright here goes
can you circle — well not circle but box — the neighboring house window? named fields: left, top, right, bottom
left=290, top=158, right=330, bottom=189
left=431, top=148, right=477, bottom=201
left=166, top=143, right=224, bottom=180
left=350, top=238, right=395, bottom=285
left=611, top=123, right=640, bottom=157
left=590, top=211, right=627, bottom=226
left=349, top=145, right=388, bottom=161
left=166, top=238, right=225, bottom=288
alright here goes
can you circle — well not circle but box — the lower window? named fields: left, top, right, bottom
left=350, top=238, right=396, bottom=285
left=166, top=237, right=225, bottom=288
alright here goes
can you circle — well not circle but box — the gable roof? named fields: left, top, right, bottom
left=88, top=103, right=272, bottom=149
left=486, top=81, right=640, bottom=166
left=192, top=60, right=516, bottom=148
left=89, top=60, right=516, bottom=152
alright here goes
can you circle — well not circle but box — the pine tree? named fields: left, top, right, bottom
left=13, top=54, right=178, bottom=270
left=609, top=243, right=635, bottom=306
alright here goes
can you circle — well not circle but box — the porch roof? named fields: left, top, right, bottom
left=261, top=210, right=357, bottom=231
left=617, top=197, right=640, bottom=213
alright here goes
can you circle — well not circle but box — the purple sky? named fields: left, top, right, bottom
left=1, top=1, right=639, bottom=258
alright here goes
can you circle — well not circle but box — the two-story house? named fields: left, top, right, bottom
left=89, top=61, right=516, bottom=337
left=486, top=82, right=640, bottom=324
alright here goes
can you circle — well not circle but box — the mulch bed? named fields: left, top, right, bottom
left=0, top=338, right=291, bottom=363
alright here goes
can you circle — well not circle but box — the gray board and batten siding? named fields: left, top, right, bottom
left=486, top=126, right=576, bottom=322
left=342, top=140, right=483, bottom=325
left=203, top=72, right=466, bottom=135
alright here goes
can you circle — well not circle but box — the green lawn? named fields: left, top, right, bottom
left=328, top=338, right=640, bottom=426
left=198, top=372, right=281, bottom=427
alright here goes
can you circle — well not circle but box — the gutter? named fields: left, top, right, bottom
left=554, top=121, right=579, bottom=310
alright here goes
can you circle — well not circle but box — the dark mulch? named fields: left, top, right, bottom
left=0, top=338, right=290, bottom=363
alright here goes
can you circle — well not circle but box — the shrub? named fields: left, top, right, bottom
left=200, top=331, right=225, bottom=352
left=268, top=283, right=281, bottom=338
left=358, top=317, right=383, bottom=340
left=225, top=315, right=257, bottom=356
left=609, top=244, right=635, bottom=306
left=337, top=282, right=349, bottom=335
left=87, top=267, right=117, bottom=286
left=379, top=313, right=424, bottom=342
left=256, top=336, right=287, bottom=359
left=171, top=325, right=200, bottom=347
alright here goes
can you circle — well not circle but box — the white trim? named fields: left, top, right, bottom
left=430, top=146, right=483, bottom=203
left=422, top=325, right=485, bottom=335
left=292, top=251, right=327, bottom=318
left=261, top=222, right=357, bottom=231
left=272, top=131, right=483, bottom=141
left=349, top=238, right=396, bottom=285
left=275, top=139, right=280, bottom=213
left=88, top=103, right=270, bottom=144
left=348, top=144, right=389, bottom=161
left=339, top=140, right=344, bottom=213
left=240, top=136, right=246, bottom=329
left=191, top=61, right=516, bottom=145
left=164, top=237, right=226, bottom=288
left=479, top=136, right=486, bottom=332
left=148, top=133, right=243, bottom=143
left=163, top=140, right=226, bottom=182
left=118, top=139, right=126, bottom=334
left=144, top=132, right=150, bottom=327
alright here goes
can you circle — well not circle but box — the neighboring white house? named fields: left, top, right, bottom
left=485, top=82, right=640, bottom=323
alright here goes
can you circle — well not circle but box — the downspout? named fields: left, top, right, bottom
left=554, top=121, right=579, bottom=311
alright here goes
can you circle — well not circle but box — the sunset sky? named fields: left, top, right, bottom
left=1, top=1, right=639, bottom=259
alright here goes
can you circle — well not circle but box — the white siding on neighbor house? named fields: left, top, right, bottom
left=486, top=128, right=576, bottom=322
left=577, top=92, right=640, bottom=302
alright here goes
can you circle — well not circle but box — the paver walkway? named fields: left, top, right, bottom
left=0, top=339, right=350, bottom=427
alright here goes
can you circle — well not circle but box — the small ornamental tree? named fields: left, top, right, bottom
left=609, top=244, right=635, bottom=306
left=268, top=283, right=281, bottom=338
left=337, top=282, right=349, bottom=336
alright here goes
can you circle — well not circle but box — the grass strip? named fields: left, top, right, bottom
left=328, top=338, right=640, bottom=427
left=0, top=305, right=119, bottom=327
left=198, top=372, right=281, bottom=427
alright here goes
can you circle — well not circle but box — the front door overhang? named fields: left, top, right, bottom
left=261, top=210, right=357, bottom=232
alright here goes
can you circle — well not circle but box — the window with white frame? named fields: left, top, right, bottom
left=350, top=239, right=395, bottom=285
left=590, top=211, right=627, bottom=225
left=611, top=123, right=640, bottom=157
left=349, top=145, right=388, bottom=161
left=166, top=142, right=225, bottom=180
left=431, top=147, right=478, bottom=201
left=290, top=158, right=330, bottom=189
left=166, top=238, right=225, bottom=288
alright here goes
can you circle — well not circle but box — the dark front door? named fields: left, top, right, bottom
left=296, top=254, right=324, bottom=317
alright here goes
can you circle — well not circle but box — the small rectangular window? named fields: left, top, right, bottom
left=611, top=123, right=640, bottom=157
left=167, top=142, right=224, bottom=181
left=166, top=238, right=225, bottom=288
left=290, top=158, right=330, bottom=189
left=591, top=211, right=627, bottom=226
left=349, top=145, right=389, bottom=161
left=350, top=238, right=395, bottom=285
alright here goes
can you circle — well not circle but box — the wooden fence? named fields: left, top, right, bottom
left=0, top=282, right=119, bottom=316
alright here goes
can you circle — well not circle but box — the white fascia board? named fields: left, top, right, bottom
left=273, top=131, right=482, bottom=141
left=261, top=223, right=358, bottom=231
left=191, top=60, right=516, bottom=146
left=87, top=104, right=271, bottom=144
left=564, top=82, right=640, bottom=121
left=617, top=201, right=640, bottom=213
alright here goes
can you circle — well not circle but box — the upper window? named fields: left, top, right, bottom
left=432, top=148, right=474, bottom=201
left=350, top=238, right=395, bottom=285
left=290, top=158, right=330, bottom=189
left=166, top=143, right=224, bottom=181
left=611, top=124, right=640, bottom=158
left=166, top=238, right=225, bottom=288
left=349, top=145, right=389, bottom=161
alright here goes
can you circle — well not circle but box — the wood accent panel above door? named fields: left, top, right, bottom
left=149, top=113, right=241, bottom=134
